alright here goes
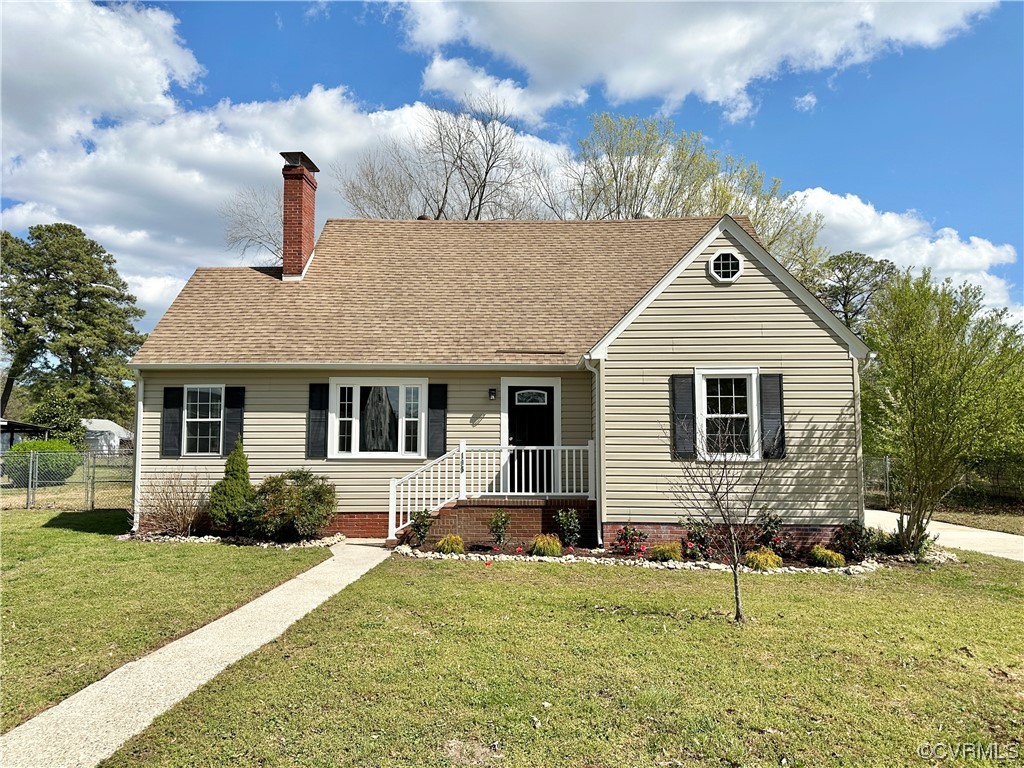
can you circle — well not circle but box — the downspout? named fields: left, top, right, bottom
left=582, top=353, right=603, bottom=546
left=132, top=372, right=144, bottom=532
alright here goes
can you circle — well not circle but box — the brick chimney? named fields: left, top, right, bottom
left=280, top=151, right=319, bottom=280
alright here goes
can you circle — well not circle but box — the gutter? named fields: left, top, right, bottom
left=582, top=353, right=603, bottom=547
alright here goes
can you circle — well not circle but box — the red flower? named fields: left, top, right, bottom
left=492, top=545, right=501, bottom=552
left=687, top=541, right=694, bottom=548
left=485, top=561, right=492, bottom=567
left=772, top=536, right=780, bottom=544
left=515, top=546, right=523, bottom=554
left=640, top=545, right=647, bottom=552
left=568, top=546, right=574, bottom=552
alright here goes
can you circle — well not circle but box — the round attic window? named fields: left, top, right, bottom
left=709, top=251, right=743, bottom=283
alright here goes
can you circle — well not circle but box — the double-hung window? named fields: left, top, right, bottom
left=328, top=378, right=427, bottom=458
left=695, top=368, right=760, bottom=460
left=184, top=385, right=223, bottom=455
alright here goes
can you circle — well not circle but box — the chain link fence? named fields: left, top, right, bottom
left=0, top=450, right=134, bottom=511
left=864, top=455, right=1024, bottom=510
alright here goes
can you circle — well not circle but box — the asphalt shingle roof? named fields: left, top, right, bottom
left=133, top=216, right=757, bottom=367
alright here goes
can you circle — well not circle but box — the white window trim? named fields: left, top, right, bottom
left=694, top=367, right=761, bottom=461
left=182, top=384, right=225, bottom=456
left=327, top=377, right=428, bottom=459
left=707, top=249, right=744, bottom=283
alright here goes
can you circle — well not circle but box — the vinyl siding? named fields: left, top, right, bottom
left=138, top=369, right=592, bottom=517
left=602, top=233, right=862, bottom=525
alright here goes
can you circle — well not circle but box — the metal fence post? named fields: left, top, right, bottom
left=27, top=451, right=36, bottom=509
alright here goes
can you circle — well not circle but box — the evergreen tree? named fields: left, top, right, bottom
left=208, top=438, right=255, bottom=531
left=1, top=224, right=145, bottom=424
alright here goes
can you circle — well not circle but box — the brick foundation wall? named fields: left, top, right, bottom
left=322, top=512, right=389, bottom=538
left=422, top=498, right=597, bottom=548
left=601, top=522, right=843, bottom=553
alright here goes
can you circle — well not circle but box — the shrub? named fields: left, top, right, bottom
left=435, top=534, right=464, bottom=555
left=808, top=545, right=846, bottom=568
left=829, top=523, right=891, bottom=561
left=3, top=439, right=81, bottom=487
left=529, top=533, right=563, bottom=557
left=647, top=542, right=683, bottom=562
left=489, top=508, right=511, bottom=546
left=408, top=508, right=433, bottom=547
left=207, top=438, right=254, bottom=531
left=237, top=470, right=336, bottom=542
left=143, top=472, right=209, bottom=536
left=613, top=525, right=648, bottom=556
left=754, top=508, right=795, bottom=557
left=681, top=517, right=716, bottom=560
left=556, top=507, right=581, bottom=547
left=744, top=546, right=783, bottom=571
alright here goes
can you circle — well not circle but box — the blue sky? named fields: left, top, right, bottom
left=2, top=1, right=1021, bottom=330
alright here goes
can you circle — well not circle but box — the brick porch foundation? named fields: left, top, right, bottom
left=421, top=497, right=597, bottom=548
left=601, top=522, right=844, bottom=553
left=322, top=513, right=389, bottom=538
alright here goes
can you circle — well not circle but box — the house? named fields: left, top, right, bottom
left=131, top=152, right=870, bottom=547
left=82, top=418, right=133, bottom=455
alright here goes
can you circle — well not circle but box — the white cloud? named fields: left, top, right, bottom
left=124, top=275, right=188, bottom=321
left=0, top=1, right=203, bottom=163
left=794, top=92, right=818, bottom=112
left=304, top=1, right=330, bottom=22
left=421, top=55, right=586, bottom=125
left=795, top=187, right=1022, bottom=319
left=401, top=1, right=994, bottom=122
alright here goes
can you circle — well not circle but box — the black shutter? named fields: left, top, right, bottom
left=427, top=383, right=448, bottom=458
left=161, top=387, right=184, bottom=457
left=759, top=374, right=786, bottom=459
left=223, top=387, right=245, bottom=455
left=669, top=374, right=696, bottom=459
left=307, top=383, right=329, bottom=459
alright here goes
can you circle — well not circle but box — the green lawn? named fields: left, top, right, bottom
left=931, top=508, right=1024, bottom=536
left=0, top=508, right=329, bottom=732
left=106, top=554, right=1023, bottom=767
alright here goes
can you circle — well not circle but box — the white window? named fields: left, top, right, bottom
left=695, top=368, right=760, bottom=460
left=514, top=389, right=548, bottom=406
left=708, top=250, right=744, bottom=283
left=184, top=385, right=223, bottom=455
left=328, top=378, right=427, bottom=458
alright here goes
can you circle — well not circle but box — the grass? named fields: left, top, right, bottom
left=930, top=498, right=1024, bottom=536
left=105, top=553, right=1023, bottom=767
left=0, top=508, right=329, bottom=732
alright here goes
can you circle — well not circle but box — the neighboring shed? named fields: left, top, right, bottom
left=83, top=419, right=133, bottom=454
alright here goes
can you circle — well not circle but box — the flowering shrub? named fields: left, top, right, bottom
left=681, top=518, right=716, bottom=560
left=613, top=525, right=648, bottom=556
left=754, top=508, right=795, bottom=557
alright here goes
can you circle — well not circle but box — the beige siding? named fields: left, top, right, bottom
left=602, top=233, right=862, bottom=526
left=138, top=369, right=591, bottom=516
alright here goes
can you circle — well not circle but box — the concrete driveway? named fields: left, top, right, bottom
left=864, top=509, right=1024, bottom=562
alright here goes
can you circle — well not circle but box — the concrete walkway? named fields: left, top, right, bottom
left=0, top=542, right=390, bottom=768
left=864, top=509, right=1024, bottom=562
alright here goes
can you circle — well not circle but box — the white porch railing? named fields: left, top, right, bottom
left=388, top=440, right=595, bottom=539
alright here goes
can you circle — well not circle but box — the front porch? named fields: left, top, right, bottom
left=388, top=441, right=595, bottom=543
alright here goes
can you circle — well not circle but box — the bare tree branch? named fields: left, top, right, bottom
left=218, top=185, right=283, bottom=265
